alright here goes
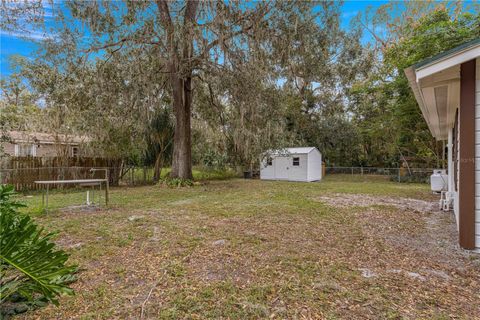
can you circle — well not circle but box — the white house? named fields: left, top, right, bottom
left=405, top=38, right=480, bottom=250
left=260, top=147, right=322, bottom=182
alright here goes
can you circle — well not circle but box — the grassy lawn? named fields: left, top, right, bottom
left=15, top=175, right=480, bottom=319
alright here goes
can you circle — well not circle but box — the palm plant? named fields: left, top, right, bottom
left=144, top=107, right=174, bottom=182
left=0, top=185, right=77, bottom=309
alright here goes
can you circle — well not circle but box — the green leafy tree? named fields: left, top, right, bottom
left=352, top=3, right=479, bottom=167
left=387, top=8, right=479, bottom=167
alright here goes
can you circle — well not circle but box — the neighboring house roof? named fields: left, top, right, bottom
left=404, top=38, right=480, bottom=140
left=267, top=147, right=319, bottom=155
left=5, top=131, right=90, bottom=145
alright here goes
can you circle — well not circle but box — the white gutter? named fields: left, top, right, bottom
left=416, top=44, right=480, bottom=81
left=404, top=66, right=439, bottom=139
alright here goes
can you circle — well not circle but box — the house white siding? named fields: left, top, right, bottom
left=307, top=149, right=322, bottom=182
left=406, top=40, right=480, bottom=250
left=475, top=58, right=480, bottom=249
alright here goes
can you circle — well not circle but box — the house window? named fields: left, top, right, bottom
left=15, top=144, right=36, bottom=157
left=267, top=157, right=273, bottom=166
left=293, top=157, right=300, bottom=166
left=72, top=147, right=79, bottom=157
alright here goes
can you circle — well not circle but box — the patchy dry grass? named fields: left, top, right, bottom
left=15, top=175, right=480, bottom=319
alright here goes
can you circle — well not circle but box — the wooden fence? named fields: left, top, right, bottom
left=0, top=157, right=123, bottom=191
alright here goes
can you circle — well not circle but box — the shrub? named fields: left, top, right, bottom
left=389, top=175, right=429, bottom=184
left=193, top=168, right=239, bottom=181
left=201, top=150, right=228, bottom=170
left=0, top=185, right=77, bottom=317
left=159, top=178, right=195, bottom=188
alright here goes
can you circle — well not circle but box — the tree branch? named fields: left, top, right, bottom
left=85, top=38, right=128, bottom=53
left=155, top=0, right=173, bottom=35
left=197, top=2, right=272, bottom=62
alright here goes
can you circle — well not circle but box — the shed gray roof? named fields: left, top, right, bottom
left=283, top=147, right=317, bottom=154
left=267, top=147, right=319, bottom=155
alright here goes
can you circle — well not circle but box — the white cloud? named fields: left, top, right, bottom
left=0, top=29, right=57, bottom=42
left=41, top=0, right=58, bottom=19
left=2, top=1, right=58, bottom=20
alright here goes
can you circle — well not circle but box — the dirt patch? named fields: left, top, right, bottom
left=352, top=203, right=476, bottom=264
left=314, top=193, right=437, bottom=213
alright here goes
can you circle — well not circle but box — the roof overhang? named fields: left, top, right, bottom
left=6, top=131, right=89, bottom=145
left=13, top=140, right=80, bottom=146
left=405, top=39, right=480, bottom=140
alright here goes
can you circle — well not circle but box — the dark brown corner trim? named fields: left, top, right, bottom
left=459, top=59, right=476, bottom=250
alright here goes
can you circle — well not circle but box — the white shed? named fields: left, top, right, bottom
left=260, top=147, right=322, bottom=182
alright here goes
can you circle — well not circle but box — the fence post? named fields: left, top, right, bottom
left=351, top=167, right=354, bottom=175
left=398, top=168, right=401, bottom=183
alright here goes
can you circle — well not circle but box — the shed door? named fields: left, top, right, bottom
left=275, top=156, right=290, bottom=180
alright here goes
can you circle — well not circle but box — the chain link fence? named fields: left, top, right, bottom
left=325, top=166, right=436, bottom=183
left=1, top=165, right=437, bottom=191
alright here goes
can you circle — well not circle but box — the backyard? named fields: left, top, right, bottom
left=14, top=175, right=480, bottom=319
left=2, top=1, right=480, bottom=319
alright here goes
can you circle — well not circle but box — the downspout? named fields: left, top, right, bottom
left=447, top=128, right=454, bottom=195
left=447, top=128, right=457, bottom=221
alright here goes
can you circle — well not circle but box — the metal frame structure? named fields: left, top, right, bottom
left=34, top=178, right=109, bottom=212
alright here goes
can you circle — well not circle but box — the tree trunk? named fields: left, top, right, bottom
left=170, top=74, right=193, bottom=179
left=158, top=0, right=197, bottom=180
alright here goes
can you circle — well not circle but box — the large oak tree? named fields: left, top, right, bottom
left=61, top=0, right=334, bottom=178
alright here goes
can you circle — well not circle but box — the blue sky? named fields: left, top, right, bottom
left=340, top=0, right=388, bottom=28
left=0, top=1, right=389, bottom=78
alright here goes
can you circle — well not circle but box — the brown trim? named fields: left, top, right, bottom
left=453, top=109, right=459, bottom=192
left=458, top=59, right=476, bottom=249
